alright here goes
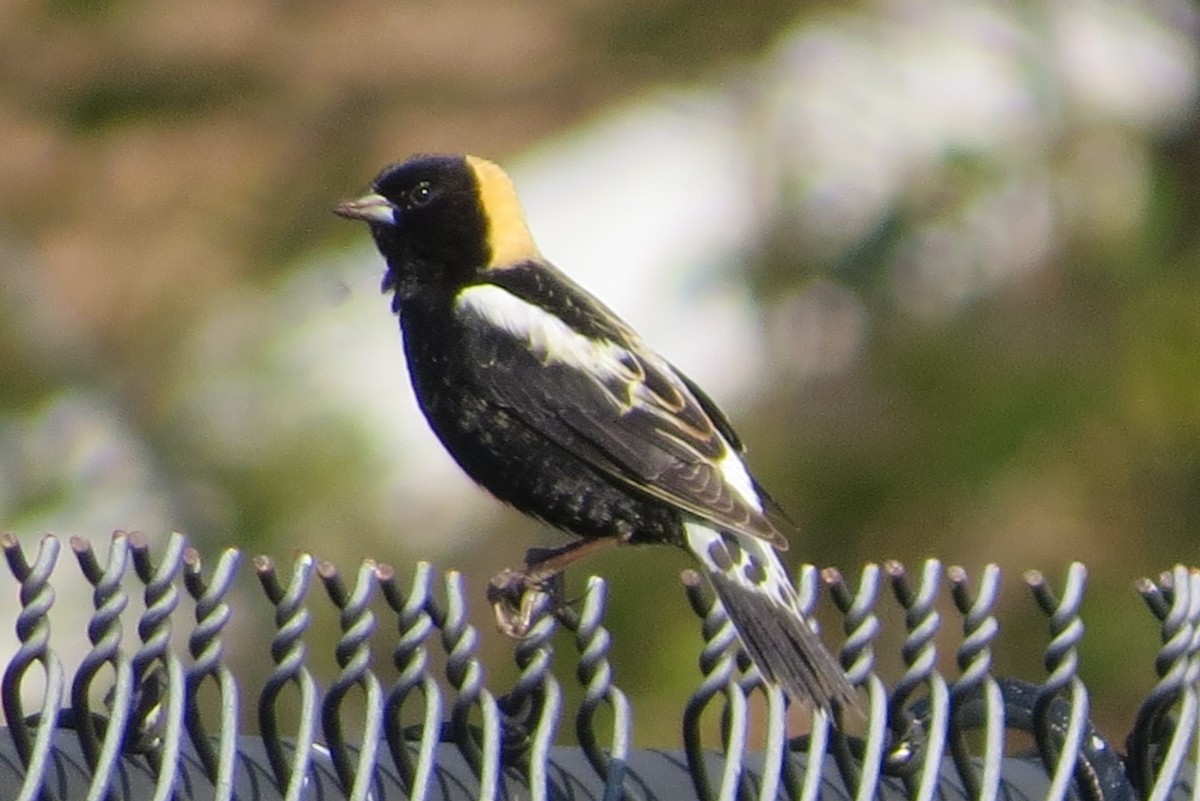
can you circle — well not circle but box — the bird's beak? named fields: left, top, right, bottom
left=334, top=193, right=398, bottom=225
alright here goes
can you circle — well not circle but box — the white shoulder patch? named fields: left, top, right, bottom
left=455, top=284, right=633, bottom=381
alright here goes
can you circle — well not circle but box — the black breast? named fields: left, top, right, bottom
left=394, top=293, right=681, bottom=545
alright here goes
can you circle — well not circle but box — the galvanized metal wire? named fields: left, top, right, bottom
left=562, top=574, right=635, bottom=801
left=3, top=533, right=64, bottom=801
left=70, top=532, right=133, bottom=801
left=946, top=563, right=1003, bottom=801
left=0, top=532, right=1197, bottom=800
left=183, top=545, right=241, bottom=801
left=1128, top=566, right=1200, bottom=801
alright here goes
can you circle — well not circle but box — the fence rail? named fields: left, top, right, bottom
left=0, top=531, right=1196, bottom=801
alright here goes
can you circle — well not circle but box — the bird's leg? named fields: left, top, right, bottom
left=488, top=535, right=622, bottom=638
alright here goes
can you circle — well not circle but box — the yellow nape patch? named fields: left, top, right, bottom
left=465, top=155, right=541, bottom=269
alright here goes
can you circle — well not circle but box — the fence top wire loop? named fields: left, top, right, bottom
left=254, top=550, right=320, bottom=800
left=1125, top=565, right=1200, bottom=801
left=68, top=533, right=129, bottom=769
left=319, top=558, right=385, bottom=801
left=182, top=545, right=241, bottom=800
left=944, top=563, right=1003, bottom=801
left=3, top=533, right=1200, bottom=801
left=561, top=574, right=636, bottom=801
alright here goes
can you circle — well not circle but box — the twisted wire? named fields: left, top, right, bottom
left=256, top=552, right=319, bottom=801
left=128, top=532, right=187, bottom=801
left=130, top=533, right=183, bottom=682
left=749, top=683, right=787, bottom=801
left=681, top=570, right=748, bottom=801
left=947, top=564, right=1003, bottom=801
left=886, top=561, right=950, bottom=801
left=824, top=565, right=885, bottom=801
left=1027, top=564, right=1091, bottom=801
left=1150, top=569, right=1200, bottom=801
left=431, top=569, right=501, bottom=801
left=494, top=592, right=561, bottom=801
left=2, top=533, right=65, bottom=801
left=737, top=567, right=796, bottom=801
left=380, top=561, right=441, bottom=801
left=825, top=565, right=880, bottom=690
left=771, top=565, right=824, bottom=801
left=563, top=575, right=635, bottom=801
left=70, top=532, right=133, bottom=801
left=728, top=631, right=776, bottom=801
left=5, top=532, right=1200, bottom=801
left=1127, top=565, right=1199, bottom=800
left=182, top=546, right=242, bottom=801
left=1183, top=570, right=1200, bottom=801
left=497, top=590, right=555, bottom=741
left=318, top=559, right=384, bottom=801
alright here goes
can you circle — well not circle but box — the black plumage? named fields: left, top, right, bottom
left=335, top=153, right=855, bottom=711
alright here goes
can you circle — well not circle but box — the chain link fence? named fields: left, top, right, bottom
left=0, top=531, right=1196, bottom=801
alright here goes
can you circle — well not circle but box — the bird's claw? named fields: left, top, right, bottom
left=487, top=567, right=564, bottom=639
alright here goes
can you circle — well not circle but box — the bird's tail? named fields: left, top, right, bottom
left=684, top=522, right=856, bottom=712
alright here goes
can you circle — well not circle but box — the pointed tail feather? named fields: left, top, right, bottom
left=684, top=522, right=856, bottom=711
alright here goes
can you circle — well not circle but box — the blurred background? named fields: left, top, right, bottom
left=0, top=0, right=1198, bottom=743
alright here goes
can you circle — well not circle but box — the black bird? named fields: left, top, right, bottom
left=335, top=153, right=855, bottom=711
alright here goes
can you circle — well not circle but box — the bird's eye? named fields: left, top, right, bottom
left=409, top=181, right=434, bottom=207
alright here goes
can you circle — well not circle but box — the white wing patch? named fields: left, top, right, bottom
left=716, top=449, right=763, bottom=513
left=456, top=284, right=634, bottom=381
left=456, top=281, right=764, bottom=515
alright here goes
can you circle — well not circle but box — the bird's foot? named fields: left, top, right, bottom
left=487, top=567, right=564, bottom=639
left=488, top=537, right=621, bottom=637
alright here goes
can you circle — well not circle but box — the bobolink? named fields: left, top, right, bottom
left=336, top=154, right=854, bottom=711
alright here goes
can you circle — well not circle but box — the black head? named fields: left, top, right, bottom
left=335, top=153, right=540, bottom=297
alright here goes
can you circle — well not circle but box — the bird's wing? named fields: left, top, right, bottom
left=452, top=274, right=788, bottom=548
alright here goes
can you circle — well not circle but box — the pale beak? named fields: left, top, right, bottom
left=334, top=193, right=398, bottom=225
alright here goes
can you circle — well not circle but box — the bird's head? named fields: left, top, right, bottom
left=335, top=154, right=540, bottom=297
